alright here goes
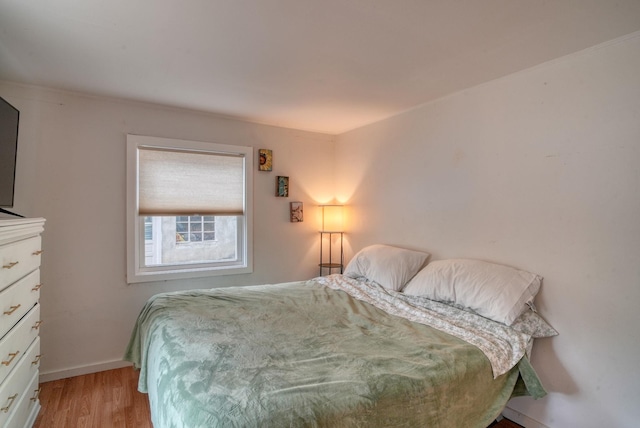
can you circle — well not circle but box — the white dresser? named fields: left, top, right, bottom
left=0, top=218, right=45, bottom=428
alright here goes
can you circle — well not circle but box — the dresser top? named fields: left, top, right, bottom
left=0, top=217, right=46, bottom=246
left=0, top=217, right=46, bottom=228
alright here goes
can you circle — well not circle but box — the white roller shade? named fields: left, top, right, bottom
left=138, top=147, right=245, bottom=216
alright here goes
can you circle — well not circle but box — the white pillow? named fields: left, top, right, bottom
left=344, top=244, right=430, bottom=291
left=403, top=259, right=542, bottom=325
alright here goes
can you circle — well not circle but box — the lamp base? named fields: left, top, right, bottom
left=319, top=263, right=342, bottom=269
left=319, top=231, right=343, bottom=276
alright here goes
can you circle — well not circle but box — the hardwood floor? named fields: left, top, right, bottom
left=34, top=367, right=152, bottom=428
left=33, top=366, right=523, bottom=428
left=490, top=418, right=525, bottom=428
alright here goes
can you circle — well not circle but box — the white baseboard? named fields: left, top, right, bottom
left=502, top=406, right=550, bottom=428
left=39, top=359, right=133, bottom=383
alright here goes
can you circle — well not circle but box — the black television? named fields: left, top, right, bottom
left=0, top=96, right=21, bottom=217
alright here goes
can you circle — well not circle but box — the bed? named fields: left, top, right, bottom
left=125, top=245, right=556, bottom=428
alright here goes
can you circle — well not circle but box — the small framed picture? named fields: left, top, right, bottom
left=276, top=176, right=289, bottom=197
left=290, top=202, right=303, bottom=222
left=259, top=149, right=272, bottom=171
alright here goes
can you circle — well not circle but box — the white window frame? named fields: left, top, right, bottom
left=126, top=135, right=253, bottom=283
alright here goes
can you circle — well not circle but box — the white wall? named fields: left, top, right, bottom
left=0, top=82, right=336, bottom=378
left=335, top=34, right=640, bottom=428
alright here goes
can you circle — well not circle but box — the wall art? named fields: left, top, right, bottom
left=259, top=149, right=272, bottom=171
left=276, top=176, right=289, bottom=197
left=290, top=201, right=303, bottom=222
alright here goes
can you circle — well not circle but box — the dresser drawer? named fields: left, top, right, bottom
left=0, top=337, right=40, bottom=427
left=0, top=237, right=42, bottom=293
left=0, top=305, right=40, bottom=387
left=4, top=370, right=39, bottom=428
left=0, top=270, right=40, bottom=340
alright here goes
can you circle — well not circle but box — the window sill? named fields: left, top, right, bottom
left=127, top=263, right=252, bottom=284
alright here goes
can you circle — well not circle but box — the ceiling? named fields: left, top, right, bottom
left=1, top=1, right=640, bottom=134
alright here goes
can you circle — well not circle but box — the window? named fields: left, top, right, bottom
left=176, top=216, right=216, bottom=243
left=127, top=135, right=253, bottom=283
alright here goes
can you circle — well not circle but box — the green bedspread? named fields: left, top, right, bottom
left=125, top=278, right=542, bottom=428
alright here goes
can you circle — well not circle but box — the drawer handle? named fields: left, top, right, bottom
left=32, top=320, right=43, bottom=330
left=32, top=354, right=43, bottom=365
left=30, top=388, right=41, bottom=402
left=1, top=351, right=19, bottom=367
left=32, top=250, right=43, bottom=256
left=3, top=304, right=21, bottom=315
left=1, top=394, right=18, bottom=413
left=32, top=283, right=43, bottom=291
left=2, top=261, right=19, bottom=269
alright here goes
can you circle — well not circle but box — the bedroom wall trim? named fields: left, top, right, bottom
left=39, top=359, right=132, bottom=383
left=502, top=406, right=549, bottom=428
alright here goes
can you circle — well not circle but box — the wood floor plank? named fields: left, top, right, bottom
left=34, top=367, right=152, bottom=428
left=490, top=418, right=525, bottom=428
left=35, top=366, right=516, bottom=428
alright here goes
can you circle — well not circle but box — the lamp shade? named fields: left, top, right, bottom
left=320, top=205, right=344, bottom=232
